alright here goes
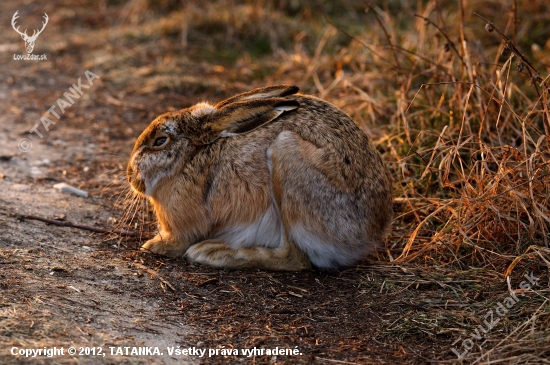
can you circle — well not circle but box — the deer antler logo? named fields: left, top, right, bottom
left=12, top=10, right=48, bottom=54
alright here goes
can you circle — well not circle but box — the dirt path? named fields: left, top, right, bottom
left=0, top=80, right=192, bottom=364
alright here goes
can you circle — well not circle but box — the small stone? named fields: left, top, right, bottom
left=30, top=166, right=43, bottom=175
left=11, top=183, right=30, bottom=191
left=53, top=182, right=89, bottom=198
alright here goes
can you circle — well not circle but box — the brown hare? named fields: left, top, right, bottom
left=127, top=85, right=393, bottom=270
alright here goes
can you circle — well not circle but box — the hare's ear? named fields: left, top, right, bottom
left=215, top=85, right=299, bottom=109
left=195, top=98, right=299, bottom=144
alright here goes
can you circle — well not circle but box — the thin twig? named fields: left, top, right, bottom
left=133, top=262, right=176, bottom=291
left=324, top=7, right=453, bottom=76
left=474, top=12, right=550, bottom=134
left=4, top=211, right=139, bottom=237
left=414, top=14, right=466, bottom=67
left=364, top=2, right=401, bottom=69
left=473, top=13, right=539, bottom=79
left=512, top=0, right=518, bottom=44
left=320, top=10, right=387, bottom=63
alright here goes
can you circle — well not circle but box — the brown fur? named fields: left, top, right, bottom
left=127, top=85, right=393, bottom=270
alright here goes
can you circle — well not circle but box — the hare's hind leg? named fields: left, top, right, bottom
left=185, top=231, right=311, bottom=270
left=268, top=130, right=371, bottom=269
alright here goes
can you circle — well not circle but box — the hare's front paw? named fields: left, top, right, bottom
left=141, top=234, right=188, bottom=257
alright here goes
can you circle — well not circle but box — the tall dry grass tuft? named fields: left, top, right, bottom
left=390, top=6, right=550, bottom=268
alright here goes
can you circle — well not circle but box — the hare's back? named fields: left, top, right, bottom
left=283, top=95, right=375, bottom=156
left=279, top=95, right=390, bottom=185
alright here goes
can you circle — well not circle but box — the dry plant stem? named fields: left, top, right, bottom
left=474, top=12, right=550, bottom=135
left=396, top=204, right=450, bottom=262
left=459, top=0, right=486, bottom=123
left=390, top=44, right=451, bottom=75
left=458, top=0, right=466, bottom=67
left=474, top=13, right=544, bottom=86
left=414, top=14, right=466, bottom=67
left=304, top=27, right=334, bottom=92
left=321, top=11, right=386, bottom=63
left=407, top=81, right=507, bottom=115
left=364, top=2, right=401, bottom=69
left=324, top=10, right=453, bottom=77
left=472, top=299, right=549, bottom=365
left=133, top=262, right=176, bottom=291
left=512, top=0, right=518, bottom=44
left=433, top=0, right=447, bottom=32
left=505, top=246, right=550, bottom=276
left=5, top=211, right=139, bottom=237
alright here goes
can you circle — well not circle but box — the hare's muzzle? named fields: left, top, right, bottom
left=127, top=163, right=146, bottom=194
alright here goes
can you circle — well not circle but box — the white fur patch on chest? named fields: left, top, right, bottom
left=212, top=206, right=281, bottom=249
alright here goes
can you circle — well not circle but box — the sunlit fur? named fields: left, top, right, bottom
left=127, top=85, right=393, bottom=270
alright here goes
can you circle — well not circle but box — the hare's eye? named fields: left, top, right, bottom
left=153, top=136, right=168, bottom=147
